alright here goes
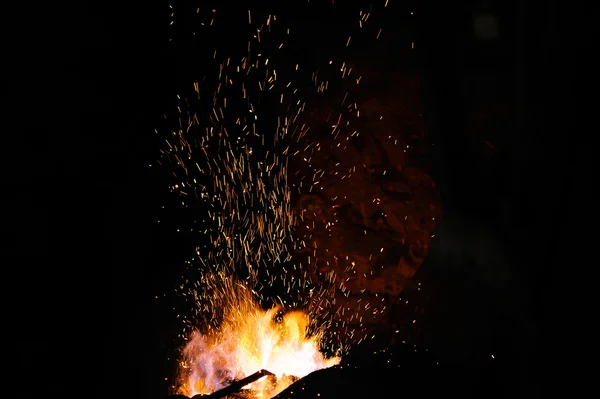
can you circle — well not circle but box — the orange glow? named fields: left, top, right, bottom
left=175, top=279, right=340, bottom=398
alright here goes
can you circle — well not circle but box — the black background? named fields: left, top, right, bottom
left=4, top=1, right=588, bottom=398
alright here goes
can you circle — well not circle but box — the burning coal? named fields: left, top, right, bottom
left=175, top=276, right=340, bottom=398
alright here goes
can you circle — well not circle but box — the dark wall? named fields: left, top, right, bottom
left=415, top=0, right=585, bottom=395
left=4, top=2, right=176, bottom=398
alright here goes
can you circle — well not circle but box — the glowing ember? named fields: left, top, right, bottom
left=164, top=5, right=406, bottom=398
left=176, top=283, right=340, bottom=398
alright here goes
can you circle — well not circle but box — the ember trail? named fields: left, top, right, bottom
left=157, top=2, right=439, bottom=399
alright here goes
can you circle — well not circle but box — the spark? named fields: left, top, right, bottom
left=156, top=3, right=418, bottom=396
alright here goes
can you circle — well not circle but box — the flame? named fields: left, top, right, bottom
left=175, top=280, right=340, bottom=398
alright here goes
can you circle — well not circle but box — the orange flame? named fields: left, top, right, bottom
left=175, top=280, right=340, bottom=398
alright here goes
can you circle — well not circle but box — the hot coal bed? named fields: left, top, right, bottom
left=165, top=334, right=503, bottom=399
left=162, top=274, right=512, bottom=399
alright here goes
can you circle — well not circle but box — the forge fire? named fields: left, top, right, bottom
left=175, top=280, right=339, bottom=398
left=159, top=4, right=440, bottom=399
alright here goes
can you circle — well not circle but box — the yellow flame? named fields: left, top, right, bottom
left=176, top=282, right=340, bottom=398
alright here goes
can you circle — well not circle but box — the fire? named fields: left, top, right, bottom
left=175, top=279, right=340, bottom=398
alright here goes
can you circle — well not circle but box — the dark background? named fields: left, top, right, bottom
left=4, top=1, right=587, bottom=398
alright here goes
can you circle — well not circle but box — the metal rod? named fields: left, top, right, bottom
left=191, top=369, right=275, bottom=399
